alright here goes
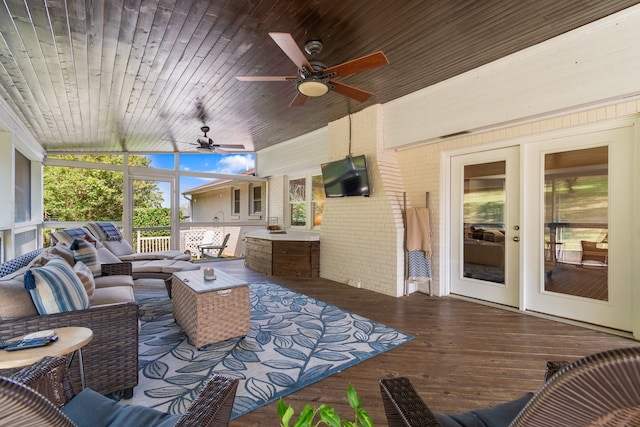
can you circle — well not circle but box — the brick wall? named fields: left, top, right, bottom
left=319, top=105, right=406, bottom=297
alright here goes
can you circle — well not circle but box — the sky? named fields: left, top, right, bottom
left=146, top=153, right=255, bottom=208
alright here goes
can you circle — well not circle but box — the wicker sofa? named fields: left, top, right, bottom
left=0, top=248, right=139, bottom=398
left=52, top=226, right=200, bottom=296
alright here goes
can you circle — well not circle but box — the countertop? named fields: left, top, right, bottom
left=245, top=229, right=320, bottom=241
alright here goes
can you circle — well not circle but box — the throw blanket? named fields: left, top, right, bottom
left=406, top=207, right=432, bottom=257
left=95, top=222, right=123, bottom=241
left=63, top=227, right=92, bottom=241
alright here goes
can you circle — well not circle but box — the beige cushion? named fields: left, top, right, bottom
left=0, top=278, right=38, bottom=320
left=29, top=245, right=77, bottom=269
left=73, top=261, right=96, bottom=302
left=94, top=274, right=134, bottom=289
left=96, top=247, right=123, bottom=264
left=131, top=260, right=200, bottom=274
left=118, top=250, right=191, bottom=262
left=102, top=239, right=135, bottom=258
left=91, top=286, right=135, bottom=306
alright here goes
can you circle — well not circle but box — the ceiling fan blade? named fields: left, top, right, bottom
left=289, top=92, right=308, bottom=107
left=236, top=75, right=297, bottom=81
left=269, top=32, right=313, bottom=71
left=324, top=51, right=389, bottom=78
left=329, top=80, right=373, bottom=102
left=215, top=144, right=246, bottom=149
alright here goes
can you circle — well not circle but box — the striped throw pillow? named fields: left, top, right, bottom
left=73, top=261, right=95, bottom=302
left=70, top=239, right=101, bottom=276
left=24, top=255, right=90, bottom=315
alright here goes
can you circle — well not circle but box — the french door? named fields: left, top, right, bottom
left=522, top=126, right=633, bottom=331
left=449, top=124, right=634, bottom=332
left=450, top=146, right=520, bottom=307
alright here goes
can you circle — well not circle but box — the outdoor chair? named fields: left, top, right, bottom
left=198, top=232, right=231, bottom=259
left=380, top=346, right=640, bottom=426
left=1, top=355, right=239, bottom=427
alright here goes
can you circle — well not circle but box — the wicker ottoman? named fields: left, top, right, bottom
left=172, top=269, right=250, bottom=350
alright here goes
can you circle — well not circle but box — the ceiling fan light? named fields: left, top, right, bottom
left=297, top=80, right=329, bottom=97
left=196, top=147, right=213, bottom=153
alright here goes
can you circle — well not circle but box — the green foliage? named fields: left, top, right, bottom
left=133, top=208, right=184, bottom=237
left=43, top=154, right=162, bottom=221
left=278, top=384, right=373, bottom=427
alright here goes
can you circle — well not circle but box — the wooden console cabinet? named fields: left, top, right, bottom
left=245, top=235, right=319, bottom=278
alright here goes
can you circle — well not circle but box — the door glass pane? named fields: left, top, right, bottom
left=544, top=147, right=608, bottom=300
left=132, top=179, right=172, bottom=253
left=463, top=161, right=506, bottom=284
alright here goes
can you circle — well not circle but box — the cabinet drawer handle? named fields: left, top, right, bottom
left=217, top=289, right=232, bottom=296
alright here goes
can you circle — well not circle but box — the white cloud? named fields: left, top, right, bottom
left=215, top=154, right=255, bottom=174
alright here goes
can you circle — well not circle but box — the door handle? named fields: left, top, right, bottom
left=513, top=236, right=520, bottom=242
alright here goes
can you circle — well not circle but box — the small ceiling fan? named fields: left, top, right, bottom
left=190, top=126, right=246, bottom=154
left=236, top=32, right=389, bottom=107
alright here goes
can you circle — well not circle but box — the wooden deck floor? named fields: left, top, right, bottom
left=140, top=259, right=638, bottom=426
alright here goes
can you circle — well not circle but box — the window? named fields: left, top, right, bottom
left=250, top=184, right=262, bottom=215
left=232, top=188, right=241, bottom=215
left=15, top=150, right=31, bottom=223
left=288, top=173, right=325, bottom=229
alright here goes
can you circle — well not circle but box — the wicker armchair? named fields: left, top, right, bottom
left=1, top=355, right=239, bottom=427
left=380, top=346, right=640, bottom=427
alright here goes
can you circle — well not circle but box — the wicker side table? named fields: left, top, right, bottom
left=172, top=269, right=250, bottom=350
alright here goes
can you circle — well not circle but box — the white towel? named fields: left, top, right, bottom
left=406, top=207, right=432, bottom=257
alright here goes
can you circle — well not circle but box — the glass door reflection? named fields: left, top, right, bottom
left=463, top=161, right=506, bottom=284
left=543, top=147, right=608, bottom=300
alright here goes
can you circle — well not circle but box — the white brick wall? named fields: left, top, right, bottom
left=267, top=175, right=285, bottom=227
left=319, top=105, right=406, bottom=297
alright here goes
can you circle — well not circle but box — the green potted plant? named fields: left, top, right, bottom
left=278, top=384, right=374, bottom=427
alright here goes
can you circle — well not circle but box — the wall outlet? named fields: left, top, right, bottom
left=347, top=279, right=362, bottom=288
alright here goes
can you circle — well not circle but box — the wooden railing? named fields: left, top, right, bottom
left=135, top=231, right=171, bottom=253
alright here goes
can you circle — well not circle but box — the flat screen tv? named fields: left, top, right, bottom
left=321, top=155, right=370, bottom=197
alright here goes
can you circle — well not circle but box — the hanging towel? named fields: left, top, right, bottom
left=408, top=250, right=432, bottom=279
left=406, top=207, right=432, bottom=258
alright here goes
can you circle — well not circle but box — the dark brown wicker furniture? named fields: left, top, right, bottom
left=0, top=302, right=139, bottom=398
left=0, top=260, right=139, bottom=398
left=1, top=355, right=239, bottom=427
left=380, top=346, right=640, bottom=427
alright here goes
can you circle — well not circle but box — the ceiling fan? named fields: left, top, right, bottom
left=236, top=32, right=390, bottom=107
left=190, top=126, right=246, bottom=154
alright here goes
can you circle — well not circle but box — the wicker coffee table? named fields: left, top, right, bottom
left=172, top=269, right=250, bottom=350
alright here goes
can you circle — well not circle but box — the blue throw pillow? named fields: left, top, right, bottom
left=70, top=239, right=101, bottom=276
left=435, top=392, right=534, bottom=427
left=24, top=255, right=90, bottom=315
left=61, top=388, right=180, bottom=427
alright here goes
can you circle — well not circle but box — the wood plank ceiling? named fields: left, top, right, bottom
left=0, top=0, right=638, bottom=154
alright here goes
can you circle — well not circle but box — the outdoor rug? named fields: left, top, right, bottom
left=123, top=280, right=413, bottom=420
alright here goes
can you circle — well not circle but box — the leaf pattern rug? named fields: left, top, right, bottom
left=123, top=281, right=413, bottom=420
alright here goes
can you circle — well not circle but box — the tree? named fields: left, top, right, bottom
left=44, top=154, right=163, bottom=221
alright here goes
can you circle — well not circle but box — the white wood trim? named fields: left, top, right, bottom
left=384, top=4, right=640, bottom=149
